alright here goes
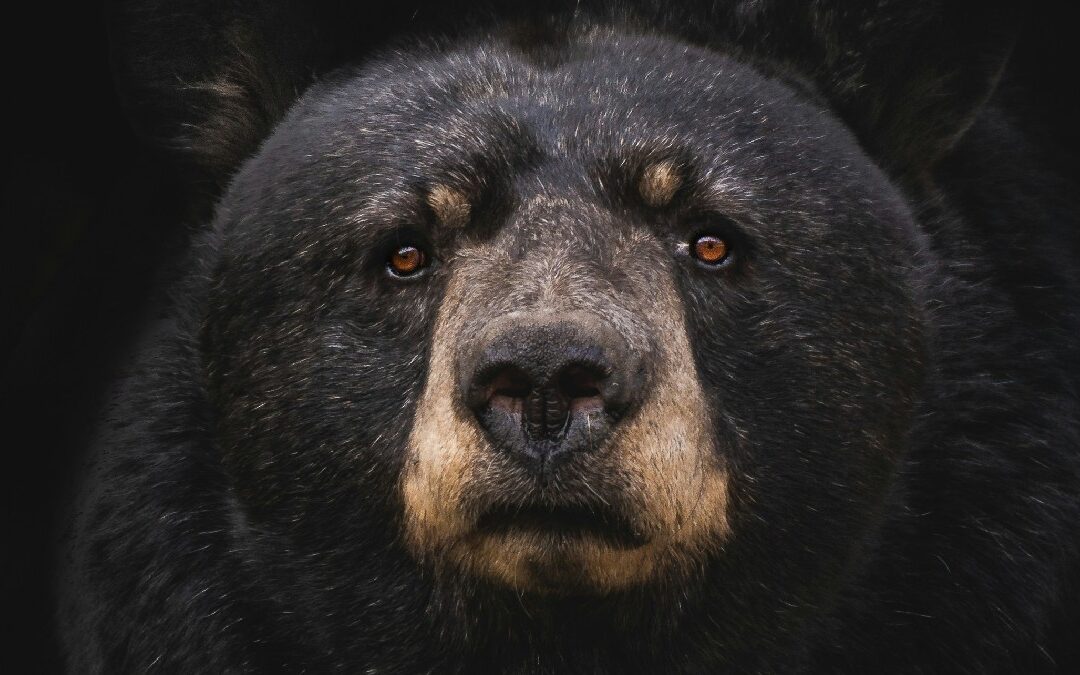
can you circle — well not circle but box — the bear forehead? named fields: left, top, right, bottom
left=289, top=31, right=824, bottom=159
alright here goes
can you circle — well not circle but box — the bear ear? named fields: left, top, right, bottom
left=753, top=1, right=1021, bottom=179
left=108, top=0, right=346, bottom=186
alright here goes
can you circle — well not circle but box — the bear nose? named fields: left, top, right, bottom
left=461, top=314, right=646, bottom=474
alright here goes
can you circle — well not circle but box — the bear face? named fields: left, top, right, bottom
left=63, top=3, right=1080, bottom=672
left=203, top=31, right=925, bottom=600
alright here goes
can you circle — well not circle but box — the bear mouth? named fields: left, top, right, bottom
left=474, top=501, right=646, bottom=548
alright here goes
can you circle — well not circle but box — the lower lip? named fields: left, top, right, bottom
left=474, top=506, right=646, bottom=548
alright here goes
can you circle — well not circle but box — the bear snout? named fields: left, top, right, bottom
left=459, top=312, right=648, bottom=477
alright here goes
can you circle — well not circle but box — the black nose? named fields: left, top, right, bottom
left=461, top=314, right=645, bottom=474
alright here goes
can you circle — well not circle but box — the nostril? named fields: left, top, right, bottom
left=558, top=364, right=607, bottom=414
left=483, top=367, right=531, bottom=414
left=559, top=365, right=603, bottom=398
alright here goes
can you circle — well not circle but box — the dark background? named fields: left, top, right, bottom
left=2, top=3, right=1077, bottom=671
left=3, top=5, right=189, bottom=671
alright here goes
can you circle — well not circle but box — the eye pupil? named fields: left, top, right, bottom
left=692, top=235, right=729, bottom=265
left=389, top=245, right=426, bottom=275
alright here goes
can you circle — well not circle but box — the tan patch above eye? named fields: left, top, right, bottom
left=639, top=161, right=681, bottom=207
left=427, top=184, right=471, bottom=228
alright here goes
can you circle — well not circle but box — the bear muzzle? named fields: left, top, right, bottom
left=401, top=230, right=730, bottom=592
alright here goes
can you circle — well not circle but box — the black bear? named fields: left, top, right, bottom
left=59, top=1, right=1080, bottom=672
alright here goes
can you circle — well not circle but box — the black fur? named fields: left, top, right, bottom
left=60, top=1, right=1080, bottom=672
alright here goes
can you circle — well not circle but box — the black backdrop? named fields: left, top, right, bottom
left=4, top=4, right=190, bottom=670
left=1, top=3, right=1076, bottom=671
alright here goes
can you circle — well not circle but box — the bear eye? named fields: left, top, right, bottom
left=388, top=245, right=429, bottom=277
left=691, top=234, right=730, bottom=266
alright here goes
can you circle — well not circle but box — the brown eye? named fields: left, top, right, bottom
left=691, top=235, right=730, bottom=265
left=388, top=245, right=428, bottom=276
